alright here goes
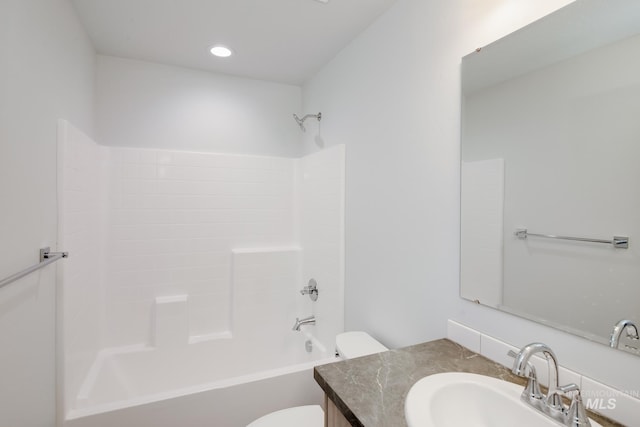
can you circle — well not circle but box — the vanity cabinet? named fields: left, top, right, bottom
left=325, top=395, right=351, bottom=427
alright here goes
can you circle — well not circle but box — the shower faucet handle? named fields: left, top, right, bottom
left=300, top=278, right=319, bottom=301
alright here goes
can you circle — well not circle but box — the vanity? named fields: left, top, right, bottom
left=313, top=339, right=620, bottom=427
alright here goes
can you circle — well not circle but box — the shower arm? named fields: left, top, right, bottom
left=293, top=112, right=322, bottom=132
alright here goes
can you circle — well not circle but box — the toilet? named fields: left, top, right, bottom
left=334, top=331, right=388, bottom=359
left=247, top=405, right=324, bottom=427
left=247, top=331, right=387, bottom=427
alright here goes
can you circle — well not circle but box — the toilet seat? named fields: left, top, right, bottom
left=246, top=405, right=323, bottom=427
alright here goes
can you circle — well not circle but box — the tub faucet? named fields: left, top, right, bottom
left=300, top=278, right=319, bottom=301
left=292, top=315, right=315, bottom=331
left=609, top=319, right=639, bottom=349
left=510, top=342, right=591, bottom=426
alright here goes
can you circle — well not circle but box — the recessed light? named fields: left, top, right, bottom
left=210, top=45, right=233, bottom=58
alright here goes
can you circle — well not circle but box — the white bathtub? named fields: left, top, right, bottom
left=65, top=335, right=335, bottom=427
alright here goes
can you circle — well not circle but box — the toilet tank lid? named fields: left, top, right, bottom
left=335, top=331, right=388, bottom=359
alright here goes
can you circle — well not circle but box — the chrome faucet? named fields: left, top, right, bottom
left=510, top=343, right=591, bottom=426
left=512, top=343, right=562, bottom=410
left=292, top=315, right=315, bottom=331
left=609, top=319, right=639, bottom=349
left=300, top=279, right=319, bottom=301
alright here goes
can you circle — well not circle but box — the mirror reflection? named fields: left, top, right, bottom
left=460, top=0, right=640, bottom=355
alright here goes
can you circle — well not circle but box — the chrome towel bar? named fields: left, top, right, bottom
left=0, top=247, right=68, bottom=290
left=514, top=228, right=628, bottom=249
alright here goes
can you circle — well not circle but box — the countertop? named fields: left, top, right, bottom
left=313, top=338, right=621, bottom=427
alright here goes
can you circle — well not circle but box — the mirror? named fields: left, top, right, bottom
left=460, top=0, right=640, bottom=355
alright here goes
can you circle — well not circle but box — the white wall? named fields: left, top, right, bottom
left=302, top=0, right=463, bottom=349
left=0, top=1, right=95, bottom=426
left=301, top=0, right=573, bottom=348
left=96, top=55, right=303, bottom=158
left=304, top=0, right=640, bottom=403
left=300, top=0, right=621, bottom=383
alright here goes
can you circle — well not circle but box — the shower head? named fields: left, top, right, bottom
left=293, top=112, right=322, bottom=132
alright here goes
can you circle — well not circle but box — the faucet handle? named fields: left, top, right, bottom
left=557, top=383, right=580, bottom=394
left=300, top=278, right=319, bottom=301
left=558, top=384, right=592, bottom=427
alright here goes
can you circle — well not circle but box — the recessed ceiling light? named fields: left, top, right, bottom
left=210, top=45, right=233, bottom=58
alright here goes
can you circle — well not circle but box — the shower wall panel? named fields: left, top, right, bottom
left=104, top=149, right=296, bottom=347
left=231, top=247, right=301, bottom=352
left=58, top=120, right=108, bottom=414
left=296, top=146, right=346, bottom=350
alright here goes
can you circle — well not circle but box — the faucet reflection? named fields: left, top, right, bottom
left=609, top=319, right=639, bottom=350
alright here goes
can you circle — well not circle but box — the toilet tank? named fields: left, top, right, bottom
left=335, top=331, right=388, bottom=359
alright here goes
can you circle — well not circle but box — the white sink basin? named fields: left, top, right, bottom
left=405, top=372, right=602, bottom=427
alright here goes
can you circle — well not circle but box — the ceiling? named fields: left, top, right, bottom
left=71, top=0, right=398, bottom=86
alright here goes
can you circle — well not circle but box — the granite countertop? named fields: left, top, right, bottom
left=313, top=338, right=621, bottom=427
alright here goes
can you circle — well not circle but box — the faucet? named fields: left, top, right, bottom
left=510, top=342, right=591, bottom=426
left=299, top=279, right=319, bottom=301
left=292, top=315, right=315, bottom=331
left=512, top=343, right=562, bottom=410
left=609, top=319, right=639, bottom=349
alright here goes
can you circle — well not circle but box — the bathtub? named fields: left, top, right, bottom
left=64, top=334, right=335, bottom=427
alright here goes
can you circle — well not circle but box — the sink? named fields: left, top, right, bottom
left=405, top=372, right=602, bottom=427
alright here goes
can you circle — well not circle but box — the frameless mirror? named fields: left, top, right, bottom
left=460, top=0, right=640, bottom=356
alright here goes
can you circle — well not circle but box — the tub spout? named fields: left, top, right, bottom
left=292, top=315, right=315, bottom=331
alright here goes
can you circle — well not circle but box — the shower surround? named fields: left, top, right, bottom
left=57, top=121, right=344, bottom=425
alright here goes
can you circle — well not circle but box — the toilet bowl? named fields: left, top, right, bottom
left=246, top=331, right=387, bottom=427
left=247, top=405, right=324, bottom=427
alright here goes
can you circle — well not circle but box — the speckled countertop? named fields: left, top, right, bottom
left=314, top=339, right=621, bottom=427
